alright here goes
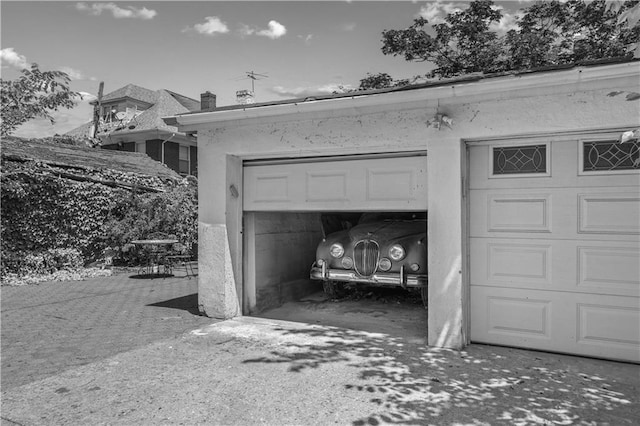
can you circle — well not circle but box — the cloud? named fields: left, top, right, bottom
left=78, top=91, right=98, bottom=102
left=269, top=83, right=355, bottom=98
left=183, top=16, right=230, bottom=36
left=258, top=20, right=287, bottom=39
left=342, top=22, right=357, bottom=31
left=417, top=1, right=463, bottom=24
left=58, top=66, right=87, bottom=80
left=489, top=11, right=522, bottom=33
left=418, top=1, right=521, bottom=33
left=0, top=47, right=29, bottom=69
left=11, top=98, right=95, bottom=138
left=75, top=2, right=156, bottom=20
left=238, top=24, right=256, bottom=37
left=240, top=20, right=287, bottom=39
left=297, top=34, right=313, bottom=44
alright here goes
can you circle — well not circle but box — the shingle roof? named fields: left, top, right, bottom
left=64, top=121, right=93, bottom=139
left=98, top=84, right=157, bottom=105
left=165, top=90, right=200, bottom=112
left=2, top=136, right=181, bottom=181
left=125, top=90, right=194, bottom=132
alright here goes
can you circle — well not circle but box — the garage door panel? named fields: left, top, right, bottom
left=366, top=167, right=417, bottom=201
left=484, top=294, right=552, bottom=339
left=244, top=155, right=427, bottom=211
left=478, top=239, right=553, bottom=286
left=251, top=172, right=293, bottom=204
left=577, top=303, right=640, bottom=349
left=471, top=189, right=567, bottom=237
left=577, top=246, right=640, bottom=294
left=472, top=286, right=640, bottom=362
left=485, top=193, right=552, bottom=233
left=471, top=238, right=639, bottom=297
left=472, top=287, right=558, bottom=350
left=578, top=192, right=640, bottom=235
left=306, top=170, right=349, bottom=202
left=471, top=187, right=639, bottom=241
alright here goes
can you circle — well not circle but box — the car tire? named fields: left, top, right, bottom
left=323, top=280, right=344, bottom=299
left=421, top=285, right=428, bottom=309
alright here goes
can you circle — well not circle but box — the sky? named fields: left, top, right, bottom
left=1, top=0, right=527, bottom=138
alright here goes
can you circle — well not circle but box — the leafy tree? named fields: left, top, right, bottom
left=0, top=63, right=80, bottom=137
left=370, top=0, right=639, bottom=85
left=505, top=0, right=639, bottom=70
left=381, top=0, right=506, bottom=79
left=358, top=72, right=412, bottom=90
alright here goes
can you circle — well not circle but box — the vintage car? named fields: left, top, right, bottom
left=310, top=212, right=427, bottom=305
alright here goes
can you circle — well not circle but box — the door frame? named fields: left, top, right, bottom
left=241, top=150, right=428, bottom=315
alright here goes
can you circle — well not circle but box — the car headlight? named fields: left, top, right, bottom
left=330, top=243, right=344, bottom=258
left=341, top=256, right=353, bottom=269
left=389, top=244, right=405, bottom=261
left=378, top=258, right=392, bottom=271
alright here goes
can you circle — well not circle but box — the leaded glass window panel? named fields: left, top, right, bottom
left=583, top=140, right=640, bottom=172
left=492, top=144, right=547, bottom=175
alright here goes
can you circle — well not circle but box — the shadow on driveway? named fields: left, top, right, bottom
left=148, top=293, right=200, bottom=315
left=239, top=322, right=640, bottom=425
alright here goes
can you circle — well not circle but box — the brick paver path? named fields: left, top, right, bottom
left=1, top=270, right=216, bottom=390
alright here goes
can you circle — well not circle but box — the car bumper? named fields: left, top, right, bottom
left=310, top=266, right=427, bottom=288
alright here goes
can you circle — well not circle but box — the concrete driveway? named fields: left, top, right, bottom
left=2, top=275, right=639, bottom=425
left=1, top=270, right=214, bottom=391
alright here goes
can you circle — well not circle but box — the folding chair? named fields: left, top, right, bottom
left=165, top=243, right=196, bottom=278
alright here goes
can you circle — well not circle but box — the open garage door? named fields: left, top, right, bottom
left=242, top=152, right=428, bottom=329
left=468, top=135, right=639, bottom=362
left=244, top=152, right=427, bottom=212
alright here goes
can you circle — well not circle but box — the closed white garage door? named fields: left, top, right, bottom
left=469, top=134, right=639, bottom=362
left=244, top=152, right=427, bottom=211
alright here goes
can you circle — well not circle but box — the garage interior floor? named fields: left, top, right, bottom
left=256, top=287, right=428, bottom=345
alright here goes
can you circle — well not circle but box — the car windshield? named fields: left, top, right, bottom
left=358, top=211, right=427, bottom=224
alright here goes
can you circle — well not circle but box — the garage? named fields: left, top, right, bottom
left=242, top=152, right=428, bottom=318
left=165, top=60, right=639, bottom=356
left=468, top=132, right=640, bottom=362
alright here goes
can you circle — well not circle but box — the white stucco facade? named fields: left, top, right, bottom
left=166, top=62, right=640, bottom=350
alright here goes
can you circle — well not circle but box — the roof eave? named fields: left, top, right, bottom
left=164, top=61, right=640, bottom=131
left=90, top=97, right=154, bottom=107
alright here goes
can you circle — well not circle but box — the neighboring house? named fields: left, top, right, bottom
left=66, top=84, right=216, bottom=177
left=165, top=59, right=640, bottom=363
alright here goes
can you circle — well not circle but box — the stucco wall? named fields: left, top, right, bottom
left=189, top=63, right=640, bottom=348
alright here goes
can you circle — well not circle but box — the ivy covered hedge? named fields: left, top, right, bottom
left=1, top=149, right=197, bottom=284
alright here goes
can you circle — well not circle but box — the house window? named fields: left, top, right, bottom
left=179, top=145, right=189, bottom=174
left=581, top=140, right=640, bottom=173
left=101, top=104, right=120, bottom=122
left=135, top=142, right=146, bottom=153
left=491, top=144, right=549, bottom=177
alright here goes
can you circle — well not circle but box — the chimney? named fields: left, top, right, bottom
left=200, top=91, right=217, bottom=111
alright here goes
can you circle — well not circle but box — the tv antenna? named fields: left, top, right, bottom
left=243, top=71, right=268, bottom=93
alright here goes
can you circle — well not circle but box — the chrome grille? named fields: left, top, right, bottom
left=353, top=240, right=379, bottom=277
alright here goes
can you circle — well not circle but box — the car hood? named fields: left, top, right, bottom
left=344, top=220, right=426, bottom=242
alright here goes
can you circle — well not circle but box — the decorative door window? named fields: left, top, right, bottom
left=490, top=143, right=549, bottom=177
left=581, top=139, right=640, bottom=173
